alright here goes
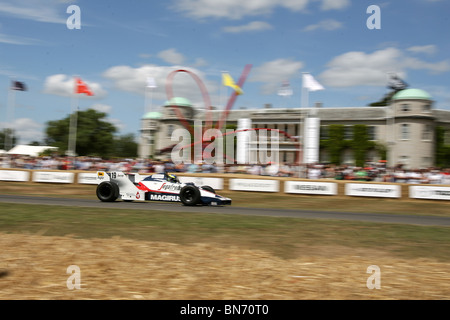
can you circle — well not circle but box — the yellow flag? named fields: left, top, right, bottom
left=222, top=73, right=243, bottom=95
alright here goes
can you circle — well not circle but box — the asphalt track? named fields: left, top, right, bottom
left=1, top=194, right=450, bottom=227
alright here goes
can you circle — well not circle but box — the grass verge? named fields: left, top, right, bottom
left=1, top=181, right=450, bottom=217
left=1, top=202, right=449, bottom=261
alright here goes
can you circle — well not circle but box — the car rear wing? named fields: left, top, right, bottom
left=96, top=171, right=142, bottom=183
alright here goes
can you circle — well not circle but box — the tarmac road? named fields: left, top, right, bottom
left=1, top=194, right=449, bottom=227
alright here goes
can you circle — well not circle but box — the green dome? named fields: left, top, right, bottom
left=143, top=111, right=162, bottom=119
left=164, top=97, right=191, bottom=107
left=392, top=88, right=432, bottom=101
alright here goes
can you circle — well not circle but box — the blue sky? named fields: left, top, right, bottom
left=0, top=0, right=449, bottom=145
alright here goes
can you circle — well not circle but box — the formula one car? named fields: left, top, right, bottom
left=96, top=171, right=231, bottom=206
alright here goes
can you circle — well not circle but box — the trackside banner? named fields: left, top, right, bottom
left=78, top=172, right=99, bottom=184
left=285, top=181, right=337, bottom=195
left=33, top=171, right=74, bottom=183
left=178, top=176, right=224, bottom=190
left=409, top=186, right=450, bottom=200
left=0, top=170, right=29, bottom=182
left=229, top=178, right=279, bottom=192
left=345, top=183, right=401, bottom=198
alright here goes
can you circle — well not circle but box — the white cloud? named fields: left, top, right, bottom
left=223, top=21, right=273, bottom=33
left=0, top=33, right=42, bottom=45
left=43, top=74, right=107, bottom=98
left=172, top=0, right=309, bottom=20
left=2, top=118, right=44, bottom=144
left=157, top=48, right=186, bottom=65
left=407, top=45, right=437, bottom=55
left=102, top=64, right=218, bottom=108
left=109, top=118, right=126, bottom=132
left=250, top=58, right=304, bottom=94
left=403, top=57, right=450, bottom=74
left=319, top=47, right=450, bottom=87
left=0, top=0, right=69, bottom=24
left=320, top=0, right=350, bottom=11
left=91, top=103, right=112, bottom=114
left=303, top=19, right=343, bottom=31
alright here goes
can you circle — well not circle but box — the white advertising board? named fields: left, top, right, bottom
left=409, top=186, right=450, bottom=200
left=285, top=181, right=337, bottom=195
left=33, top=171, right=74, bottom=183
left=0, top=170, right=30, bottom=182
left=229, top=178, right=279, bottom=192
left=179, top=176, right=224, bottom=190
left=345, top=183, right=401, bottom=198
left=78, top=172, right=99, bottom=185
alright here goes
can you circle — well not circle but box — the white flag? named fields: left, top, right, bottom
left=303, top=73, right=324, bottom=92
left=146, top=77, right=157, bottom=88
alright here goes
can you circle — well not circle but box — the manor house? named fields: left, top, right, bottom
left=139, top=89, right=450, bottom=169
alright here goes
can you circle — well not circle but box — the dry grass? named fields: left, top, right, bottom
left=0, top=180, right=449, bottom=300
left=0, top=233, right=448, bottom=300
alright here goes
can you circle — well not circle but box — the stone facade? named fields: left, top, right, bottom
left=139, top=89, right=450, bottom=169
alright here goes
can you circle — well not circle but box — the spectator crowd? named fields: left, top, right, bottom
left=1, top=154, right=450, bottom=185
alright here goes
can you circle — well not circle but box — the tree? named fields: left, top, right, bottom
left=0, top=128, right=18, bottom=150
left=113, top=133, right=138, bottom=158
left=45, top=109, right=117, bottom=157
left=435, top=126, right=450, bottom=167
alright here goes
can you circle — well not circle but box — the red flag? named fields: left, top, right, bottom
left=75, top=77, right=94, bottom=96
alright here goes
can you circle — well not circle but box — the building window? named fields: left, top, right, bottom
left=167, top=124, right=174, bottom=138
left=400, top=124, right=410, bottom=140
left=423, top=104, right=431, bottom=113
left=344, top=126, right=353, bottom=140
left=444, top=130, right=450, bottom=145
left=422, top=124, right=432, bottom=141
left=367, top=126, right=376, bottom=141
left=320, top=126, right=329, bottom=140
left=401, top=104, right=410, bottom=112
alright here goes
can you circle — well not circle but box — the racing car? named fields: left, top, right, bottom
left=96, top=171, right=231, bottom=206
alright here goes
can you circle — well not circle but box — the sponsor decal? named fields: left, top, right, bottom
left=159, top=184, right=182, bottom=192
left=410, top=186, right=450, bottom=200
left=285, top=181, right=337, bottom=195
left=346, top=183, right=400, bottom=198
left=229, top=179, right=279, bottom=192
left=149, top=194, right=181, bottom=202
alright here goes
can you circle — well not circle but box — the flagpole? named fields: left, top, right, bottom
left=298, top=73, right=309, bottom=177
left=220, top=71, right=228, bottom=131
left=5, top=81, right=16, bottom=151
left=68, top=76, right=79, bottom=164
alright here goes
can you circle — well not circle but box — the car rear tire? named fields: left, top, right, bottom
left=180, top=185, right=201, bottom=206
left=96, top=181, right=119, bottom=202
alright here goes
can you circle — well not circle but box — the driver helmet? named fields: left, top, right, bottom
left=167, top=173, right=178, bottom=183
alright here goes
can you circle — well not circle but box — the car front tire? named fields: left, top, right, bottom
left=180, top=185, right=201, bottom=206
